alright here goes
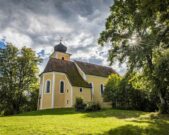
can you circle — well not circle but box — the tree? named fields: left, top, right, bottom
left=104, top=73, right=158, bottom=111
left=99, top=0, right=169, bottom=113
left=104, top=74, right=122, bottom=103
left=0, top=44, right=41, bottom=115
left=153, top=50, right=169, bottom=113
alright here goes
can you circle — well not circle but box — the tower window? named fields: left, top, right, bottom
left=100, top=84, right=104, bottom=96
left=46, top=80, right=50, bottom=93
left=80, top=88, right=83, bottom=92
left=60, top=81, right=64, bottom=93
left=62, top=57, right=64, bottom=60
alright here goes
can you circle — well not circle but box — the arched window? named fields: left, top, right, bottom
left=80, top=88, right=83, bottom=92
left=60, top=81, right=64, bottom=93
left=90, top=83, right=94, bottom=95
left=100, top=84, right=104, bottom=96
left=46, top=80, right=50, bottom=93
left=62, top=57, right=64, bottom=60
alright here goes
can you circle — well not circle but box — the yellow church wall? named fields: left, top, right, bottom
left=41, top=73, right=53, bottom=109
left=39, top=72, right=112, bottom=109
left=72, top=87, right=92, bottom=105
left=53, top=51, right=71, bottom=61
left=40, top=72, right=72, bottom=109
left=54, top=72, right=72, bottom=108
left=86, top=75, right=111, bottom=108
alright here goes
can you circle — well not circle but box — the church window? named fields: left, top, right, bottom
left=100, top=84, right=104, bottom=96
left=60, top=81, right=64, bottom=93
left=90, top=83, right=94, bottom=95
left=80, top=88, right=83, bottom=92
left=46, top=80, right=50, bottom=93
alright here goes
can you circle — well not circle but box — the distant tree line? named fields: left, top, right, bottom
left=99, top=0, right=169, bottom=113
left=0, top=44, right=41, bottom=115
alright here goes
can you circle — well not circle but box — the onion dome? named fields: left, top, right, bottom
left=54, top=42, right=67, bottom=53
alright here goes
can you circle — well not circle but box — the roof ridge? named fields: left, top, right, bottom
left=74, top=60, right=112, bottom=69
left=72, top=62, right=90, bottom=85
left=75, top=60, right=117, bottom=77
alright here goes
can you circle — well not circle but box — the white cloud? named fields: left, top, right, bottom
left=0, top=28, right=32, bottom=48
left=27, top=15, right=73, bottom=34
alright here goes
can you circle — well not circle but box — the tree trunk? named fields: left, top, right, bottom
left=158, top=91, right=168, bottom=114
left=145, top=56, right=168, bottom=114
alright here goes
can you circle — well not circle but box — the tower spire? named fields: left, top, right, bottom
left=59, top=37, right=63, bottom=43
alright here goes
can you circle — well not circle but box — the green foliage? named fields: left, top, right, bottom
left=154, top=50, right=169, bottom=113
left=104, top=74, right=122, bottom=102
left=0, top=44, right=41, bottom=115
left=99, top=0, right=169, bottom=113
left=75, top=97, right=86, bottom=111
left=85, top=102, right=101, bottom=112
left=104, top=73, right=158, bottom=111
left=75, top=97, right=101, bottom=112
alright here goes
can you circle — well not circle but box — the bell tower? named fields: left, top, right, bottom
left=52, top=40, right=71, bottom=61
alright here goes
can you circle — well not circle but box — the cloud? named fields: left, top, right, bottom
left=0, top=0, right=126, bottom=75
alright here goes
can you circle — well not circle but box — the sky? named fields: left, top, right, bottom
left=0, top=0, right=126, bottom=75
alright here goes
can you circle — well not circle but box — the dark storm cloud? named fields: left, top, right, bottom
left=0, top=0, right=126, bottom=74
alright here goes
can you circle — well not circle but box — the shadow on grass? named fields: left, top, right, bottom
left=16, top=108, right=77, bottom=116
left=96, top=112, right=169, bottom=135
left=105, top=125, right=144, bottom=135
left=84, top=109, right=147, bottom=119
left=99, top=120, right=169, bottom=135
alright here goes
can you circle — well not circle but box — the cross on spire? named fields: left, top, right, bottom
left=59, top=37, right=63, bottom=43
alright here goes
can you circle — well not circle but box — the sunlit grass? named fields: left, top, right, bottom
left=0, top=109, right=169, bottom=135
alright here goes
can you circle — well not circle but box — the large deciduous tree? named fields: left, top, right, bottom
left=99, top=0, right=169, bottom=113
left=0, top=44, right=41, bottom=115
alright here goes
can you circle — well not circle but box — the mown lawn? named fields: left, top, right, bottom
left=0, top=109, right=169, bottom=135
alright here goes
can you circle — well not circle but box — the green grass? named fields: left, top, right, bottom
left=0, top=109, right=169, bottom=135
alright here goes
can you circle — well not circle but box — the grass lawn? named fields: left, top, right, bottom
left=0, top=109, right=169, bottom=135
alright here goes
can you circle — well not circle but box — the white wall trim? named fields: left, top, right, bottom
left=51, top=72, right=55, bottom=108
left=71, top=85, right=73, bottom=107
left=91, top=82, right=94, bottom=101
left=40, top=74, right=45, bottom=109
left=38, top=77, right=42, bottom=110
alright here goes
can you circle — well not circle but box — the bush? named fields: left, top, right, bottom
left=85, top=102, right=101, bottom=112
left=104, top=74, right=159, bottom=112
left=75, top=97, right=86, bottom=111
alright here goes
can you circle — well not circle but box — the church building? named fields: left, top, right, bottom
left=38, top=42, right=117, bottom=109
